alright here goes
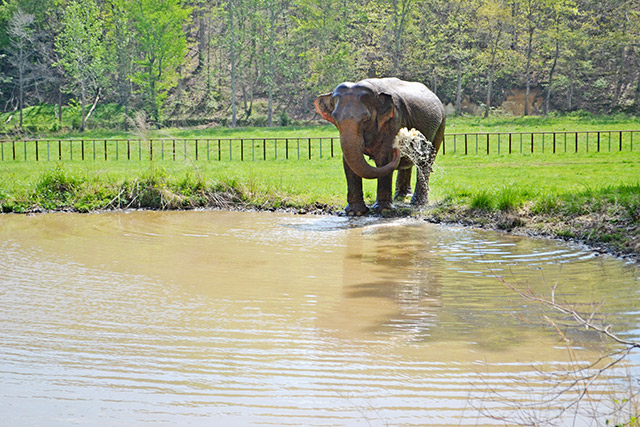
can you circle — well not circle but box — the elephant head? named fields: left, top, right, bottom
left=314, top=82, right=401, bottom=179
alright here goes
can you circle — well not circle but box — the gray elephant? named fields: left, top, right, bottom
left=314, top=77, right=445, bottom=216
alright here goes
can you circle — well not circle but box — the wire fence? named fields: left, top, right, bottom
left=0, top=130, right=636, bottom=162
left=0, top=137, right=339, bottom=162
left=442, top=130, right=637, bottom=155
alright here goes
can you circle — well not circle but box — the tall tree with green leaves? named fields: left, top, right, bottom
left=476, top=0, right=511, bottom=117
left=539, top=0, right=577, bottom=115
left=7, top=9, right=36, bottom=128
left=55, top=0, right=107, bottom=131
left=127, top=0, right=191, bottom=125
left=103, top=0, right=136, bottom=128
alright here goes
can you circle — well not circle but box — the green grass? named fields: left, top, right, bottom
left=2, top=148, right=637, bottom=214
left=1, top=116, right=639, bottom=256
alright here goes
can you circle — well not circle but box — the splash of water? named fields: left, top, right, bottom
left=394, top=127, right=435, bottom=204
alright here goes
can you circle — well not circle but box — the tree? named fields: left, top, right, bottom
left=7, top=9, right=36, bottom=128
left=55, top=0, right=107, bottom=131
left=128, top=0, right=191, bottom=125
left=539, top=0, right=577, bottom=116
left=515, top=0, right=543, bottom=116
left=103, top=0, right=136, bottom=128
left=390, top=0, right=413, bottom=76
left=476, top=0, right=511, bottom=118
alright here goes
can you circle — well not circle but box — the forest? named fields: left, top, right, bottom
left=0, top=0, right=639, bottom=131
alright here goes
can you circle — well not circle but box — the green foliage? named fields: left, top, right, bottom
left=33, top=164, right=82, bottom=209
left=2, top=0, right=640, bottom=124
left=54, top=0, right=107, bottom=130
left=125, top=0, right=191, bottom=124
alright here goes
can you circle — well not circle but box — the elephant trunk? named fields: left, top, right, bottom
left=339, top=122, right=400, bottom=179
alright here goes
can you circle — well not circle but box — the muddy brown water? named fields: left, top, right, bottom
left=1, top=210, right=639, bottom=426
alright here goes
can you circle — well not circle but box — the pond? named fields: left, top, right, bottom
left=1, top=210, right=639, bottom=426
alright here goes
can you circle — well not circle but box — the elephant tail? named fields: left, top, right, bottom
left=432, top=117, right=446, bottom=155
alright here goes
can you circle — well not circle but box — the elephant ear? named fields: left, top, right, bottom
left=314, top=93, right=337, bottom=126
left=377, top=92, right=395, bottom=130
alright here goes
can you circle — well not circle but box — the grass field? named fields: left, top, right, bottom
left=1, top=114, right=639, bottom=257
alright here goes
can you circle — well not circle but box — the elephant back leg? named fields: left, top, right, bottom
left=394, top=167, right=412, bottom=202
left=411, top=164, right=430, bottom=205
left=411, top=119, right=445, bottom=205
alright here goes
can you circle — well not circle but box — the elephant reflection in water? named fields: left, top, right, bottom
left=318, top=222, right=443, bottom=342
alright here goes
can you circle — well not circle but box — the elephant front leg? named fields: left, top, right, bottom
left=373, top=173, right=394, bottom=212
left=343, top=158, right=369, bottom=216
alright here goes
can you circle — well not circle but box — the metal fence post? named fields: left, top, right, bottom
left=531, top=134, right=534, bottom=153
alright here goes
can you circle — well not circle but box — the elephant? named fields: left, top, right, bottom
left=314, top=77, right=445, bottom=216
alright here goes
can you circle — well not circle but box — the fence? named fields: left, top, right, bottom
left=0, top=137, right=339, bottom=162
left=442, top=130, right=637, bottom=155
left=0, top=130, right=636, bottom=162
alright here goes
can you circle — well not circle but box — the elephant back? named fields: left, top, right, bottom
left=365, top=78, right=444, bottom=142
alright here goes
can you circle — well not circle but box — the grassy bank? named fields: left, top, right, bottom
left=1, top=152, right=638, bottom=259
left=1, top=117, right=639, bottom=259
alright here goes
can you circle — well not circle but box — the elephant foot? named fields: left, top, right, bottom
left=410, top=193, right=428, bottom=206
left=345, top=202, right=369, bottom=216
left=372, top=200, right=394, bottom=213
left=394, top=188, right=412, bottom=203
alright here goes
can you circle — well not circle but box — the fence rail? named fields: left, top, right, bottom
left=0, top=130, right=636, bottom=162
left=443, top=130, right=637, bottom=155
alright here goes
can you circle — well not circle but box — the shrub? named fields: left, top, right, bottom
left=496, top=185, right=523, bottom=212
left=33, top=165, right=83, bottom=209
left=470, top=189, right=494, bottom=211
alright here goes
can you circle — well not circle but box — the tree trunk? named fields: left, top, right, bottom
left=635, top=70, right=640, bottom=113
left=267, top=6, right=276, bottom=127
left=485, top=68, right=493, bottom=118
left=80, top=84, right=87, bottom=132
left=392, top=0, right=411, bottom=76
left=544, top=39, right=559, bottom=116
left=613, top=10, right=628, bottom=110
left=58, top=89, right=63, bottom=126
left=18, top=44, right=24, bottom=128
left=84, top=88, right=101, bottom=123
left=485, top=28, right=501, bottom=118
left=524, top=25, right=533, bottom=116
left=455, top=58, right=462, bottom=115
left=229, top=1, right=237, bottom=128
